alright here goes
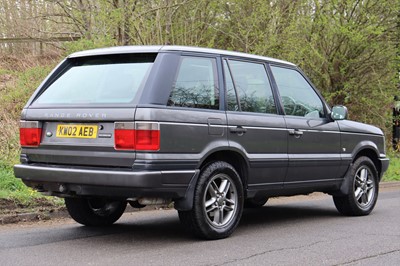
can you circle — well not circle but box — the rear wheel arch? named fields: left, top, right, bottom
left=199, top=150, right=249, bottom=190
left=178, top=160, right=244, bottom=239
left=174, top=150, right=248, bottom=212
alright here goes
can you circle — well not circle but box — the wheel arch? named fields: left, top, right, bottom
left=175, top=149, right=249, bottom=211
left=199, top=149, right=249, bottom=190
left=337, top=146, right=381, bottom=197
left=333, top=155, right=380, bottom=216
left=352, top=144, right=381, bottom=179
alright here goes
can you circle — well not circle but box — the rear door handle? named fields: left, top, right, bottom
left=230, top=126, right=247, bottom=134
left=288, top=129, right=303, bottom=137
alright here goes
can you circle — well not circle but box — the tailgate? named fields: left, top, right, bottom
left=21, top=108, right=136, bottom=168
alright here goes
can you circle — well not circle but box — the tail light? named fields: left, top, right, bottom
left=114, top=122, right=135, bottom=150
left=114, top=122, right=160, bottom=151
left=20, top=121, right=42, bottom=147
left=135, top=122, right=160, bottom=151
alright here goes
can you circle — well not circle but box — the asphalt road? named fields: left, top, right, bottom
left=0, top=186, right=399, bottom=266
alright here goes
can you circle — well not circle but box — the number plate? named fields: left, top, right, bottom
left=56, top=124, right=98, bottom=139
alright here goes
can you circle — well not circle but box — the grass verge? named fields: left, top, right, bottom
left=0, top=162, right=64, bottom=215
left=0, top=58, right=64, bottom=215
left=382, top=150, right=400, bottom=181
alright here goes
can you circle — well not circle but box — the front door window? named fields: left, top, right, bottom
left=270, top=66, right=325, bottom=118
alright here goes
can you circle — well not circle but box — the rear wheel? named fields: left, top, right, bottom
left=65, top=197, right=127, bottom=226
left=333, top=156, right=379, bottom=216
left=178, top=161, right=244, bottom=240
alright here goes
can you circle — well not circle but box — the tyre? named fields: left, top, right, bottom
left=65, top=197, right=127, bottom=226
left=244, top=196, right=268, bottom=208
left=178, top=161, right=244, bottom=240
left=333, top=156, right=379, bottom=216
left=129, top=200, right=146, bottom=209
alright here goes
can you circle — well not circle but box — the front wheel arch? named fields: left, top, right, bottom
left=333, top=156, right=379, bottom=216
left=354, top=148, right=382, bottom=180
left=338, top=148, right=381, bottom=196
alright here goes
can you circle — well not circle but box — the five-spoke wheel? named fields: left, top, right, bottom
left=353, top=166, right=375, bottom=208
left=178, top=161, right=244, bottom=239
left=203, top=173, right=238, bottom=228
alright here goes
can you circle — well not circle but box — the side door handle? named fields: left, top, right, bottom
left=230, top=126, right=247, bottom=134
left=288, top=129, right=303, bottom=137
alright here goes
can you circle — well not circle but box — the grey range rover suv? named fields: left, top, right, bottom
left=14, top=45, right=389, bottom=239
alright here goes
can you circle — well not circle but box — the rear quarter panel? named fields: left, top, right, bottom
left=134, top=106, right=228, bottom=171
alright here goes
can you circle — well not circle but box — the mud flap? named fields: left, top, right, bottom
left=338, top=163, right=354, bottom=196
left=174, top=169, right=200, bottom=211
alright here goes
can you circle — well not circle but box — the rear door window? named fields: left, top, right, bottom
left=225, top=60, right=277, bottom=114
left=33, top=54, right=155, bottom=105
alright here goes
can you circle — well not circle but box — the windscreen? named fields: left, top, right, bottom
left=33, top=54, right=156, bottom=105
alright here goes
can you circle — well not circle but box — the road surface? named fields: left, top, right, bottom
left=0, top=185, right=399, bottom=266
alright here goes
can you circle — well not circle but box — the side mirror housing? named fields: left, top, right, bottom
left=331, top=105, right=348, bottom=120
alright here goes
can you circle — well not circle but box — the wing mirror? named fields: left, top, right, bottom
left=331, top=105, right=348, bottom=120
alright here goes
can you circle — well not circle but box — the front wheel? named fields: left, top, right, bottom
left=333, top=156, right=379, bottom=216
left=178, top=161, right=244, bottom=240
left=65, top=197, right=127, bottom=226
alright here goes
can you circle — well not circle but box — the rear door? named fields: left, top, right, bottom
left=269, top=65, right=342, bottom=186
left=22, top=53, right=156, bottom=168
left=224, top=59, right=288, bottom=190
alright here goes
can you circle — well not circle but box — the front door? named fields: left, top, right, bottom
left=269, top=65, right=342, bottom=187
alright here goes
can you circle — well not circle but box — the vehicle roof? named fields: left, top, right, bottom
left=68, top=45, right=296, bottom=66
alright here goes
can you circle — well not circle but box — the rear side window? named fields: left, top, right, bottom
left=33, top=54, right=155, bottom=105
left=168, top=56, right=219, bottom=110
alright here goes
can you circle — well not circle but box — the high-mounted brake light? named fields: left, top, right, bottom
left=114, top=122, right=160, bottom=151
left=20, top=121, right=42, bottom=147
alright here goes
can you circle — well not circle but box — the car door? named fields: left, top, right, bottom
left=269, top=65, right=342, bottom=187
left=224, top=59, right=288, bottom=191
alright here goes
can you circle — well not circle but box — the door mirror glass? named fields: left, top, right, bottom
left=331, top=106, right=348, bottom=120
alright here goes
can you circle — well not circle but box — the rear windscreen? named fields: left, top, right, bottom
left=33, top=54, right=156, bottom=105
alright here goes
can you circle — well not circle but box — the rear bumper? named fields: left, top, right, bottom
left=14, top=164, right=197, bottom=199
